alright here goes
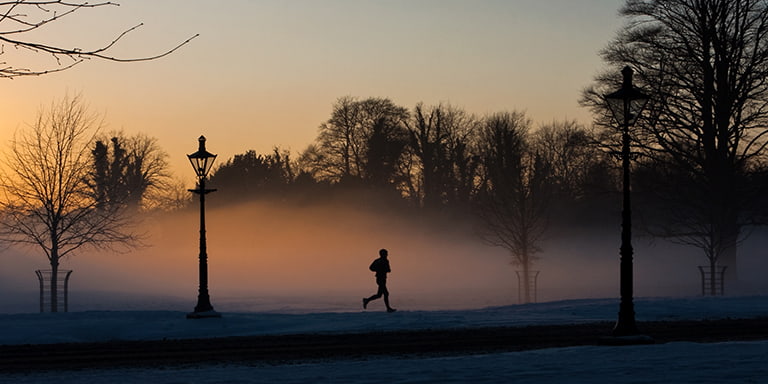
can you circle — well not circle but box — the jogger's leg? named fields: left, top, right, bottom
left=382, top=286, right=393, bottom=311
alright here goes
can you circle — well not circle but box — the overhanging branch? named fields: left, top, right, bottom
left=0, top=1, right=198, bottom=78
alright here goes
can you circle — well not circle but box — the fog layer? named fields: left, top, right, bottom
left=2, top=201, right=767, bottom=313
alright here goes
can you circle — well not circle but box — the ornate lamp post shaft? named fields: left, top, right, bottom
left=194, top=175, right=214, bottom=313
left=187, top=136, right=220, bottom=319
left=616, top=86, right=636, bottom=336
left=604, top=66, right=649, bottom=337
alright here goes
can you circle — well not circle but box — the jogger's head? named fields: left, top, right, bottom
left=379, top=248, right=388, bottom=258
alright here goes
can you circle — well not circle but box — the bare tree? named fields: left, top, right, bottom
left=582, top=0, right=768, bottom=285
left=633, top=154, right=735, bottom=295
left=0, top=1, right=197, bottom=78
left=306, top=96, right=409, bottom=184
left=475, top=111, right=552, bottom=304
left=533, top=121, right=599, bottom=198
left=0, top=95, right=137, bottom=311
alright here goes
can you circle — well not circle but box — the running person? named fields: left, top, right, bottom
left=363, top=249, right=396, bottom=312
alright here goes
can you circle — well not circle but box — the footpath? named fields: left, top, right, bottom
left=1, top=317, right=766, bottom=372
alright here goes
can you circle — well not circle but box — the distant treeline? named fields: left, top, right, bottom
left=206, top=97, right=616, bottom=224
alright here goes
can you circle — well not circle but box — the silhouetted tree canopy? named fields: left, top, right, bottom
left=303, top=96, right=409, bottom=184
left=403, top=103, right=480, bottom=210
left=299, top=97, right=610, bottom=222
left=90, top=132, right=171, bottom=211
left=582, top=0, right=768, bottom=284
left=207, top=148, right=294, bottom=203
left=531, top=120, right=616, bottom=223
left=366, top=117, right=409, bottom=190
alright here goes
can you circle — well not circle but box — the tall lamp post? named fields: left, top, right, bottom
left=187, top=135, right=221, bottom=319
left=604, top=66, right=649, bottom=337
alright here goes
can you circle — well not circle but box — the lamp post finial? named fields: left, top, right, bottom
left=622, top=66, right=633, bottom=89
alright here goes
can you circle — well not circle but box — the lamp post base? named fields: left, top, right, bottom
left=186, top=310, right=222, bottom=319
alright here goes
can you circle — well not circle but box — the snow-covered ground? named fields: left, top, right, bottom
left=5, top=340, right=768, bottom=384
left=1, top=296, right=767, bottom=345
left=1, top=295, right=767, bottom=383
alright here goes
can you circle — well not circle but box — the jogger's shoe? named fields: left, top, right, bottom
left=387, top=308, right=397, bottom=313
left=363, top=298, right=369, bottom=309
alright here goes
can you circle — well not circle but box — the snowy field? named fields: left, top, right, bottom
left=1, top=296, right=767, bottom=383
left=5, top=341, right=768, bottom=384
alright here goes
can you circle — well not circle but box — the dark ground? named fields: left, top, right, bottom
left=1, top=317, right=766, bottom=373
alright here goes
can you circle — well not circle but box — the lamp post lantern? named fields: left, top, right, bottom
left=604, top=66, right=649, bottom=337
left=187, top=135, right=221, bottom=319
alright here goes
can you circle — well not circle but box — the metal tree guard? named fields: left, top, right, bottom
left=35, top=269, right=73, bottom=312
left=698, top=265, right=727, bottom=296
left=515, top=270, right=540, bottom=304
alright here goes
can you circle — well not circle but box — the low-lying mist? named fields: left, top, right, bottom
left=2, top=199, right=767, bottom=314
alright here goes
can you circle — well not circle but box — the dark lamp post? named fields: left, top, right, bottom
left=604, top=66, right=649, bottom=337
left=187, top=135, right=221, bottom=319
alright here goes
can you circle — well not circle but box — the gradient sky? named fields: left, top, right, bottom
left=0, top=0, right=624, bottom=181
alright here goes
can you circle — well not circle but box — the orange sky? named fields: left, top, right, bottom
left=0, top=0, right=624, bottom=183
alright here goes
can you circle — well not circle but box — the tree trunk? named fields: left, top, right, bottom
left=522, top=259, right=531, bottom=304
left=520, top=243, right=532, bottom=304
left=719, top=223, right=739, bottom=287
left=709, top=258, right=717, bottom=296
left=50, top=259, right=58, bottom=313
left=50, top=236, right=59, bottom=312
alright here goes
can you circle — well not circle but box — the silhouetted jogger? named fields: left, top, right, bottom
left=363, top=248, right=396, bottom=313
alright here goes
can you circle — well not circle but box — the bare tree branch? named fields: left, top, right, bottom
left=0, top=1, right=198, bottom=78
